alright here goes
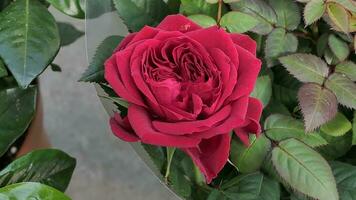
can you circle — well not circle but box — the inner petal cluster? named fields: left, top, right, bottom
left=142, top=37, right=222, bottom=120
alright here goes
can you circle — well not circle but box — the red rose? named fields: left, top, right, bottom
left=105, top=15, right=262, bottom=183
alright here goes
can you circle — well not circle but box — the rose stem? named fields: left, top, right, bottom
left=217, top=0, right=223, bottom=27
left=164, top=147, right=176, bottom=183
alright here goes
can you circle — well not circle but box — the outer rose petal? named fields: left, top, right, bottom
left=128, top=105, right=201, bottom=148
left=115, top=33, right=137, bottom=52
left=152, top=105, right=232, bottom=135
left=157, top=14, right=202, bottom=33
left=228, top=45, right=261, bottom=101
left=186, top=26, right=239, bottom=69
left=194, top=96, right=249, bottom=139
left=110, top=113, right=140, bottom=142
left=229, top=33, right=257, bottom=55
left=183, top=134, right=231, bottom=183
left=234, top=97, right=263, bottom=146
left=105, top=54, right=146, bottom=107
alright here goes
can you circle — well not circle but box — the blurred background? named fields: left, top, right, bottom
left=40, top=8, right=178, bottom=200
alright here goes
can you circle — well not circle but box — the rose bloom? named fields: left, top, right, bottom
left=105, top=15, right=262, bottom=183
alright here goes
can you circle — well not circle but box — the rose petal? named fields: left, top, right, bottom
left=105, top=54, right=146, bottom=107
left=115, top=33, right=137, bottom=52
left=152, top=104, right=232, bottom=135
left=130, top=40, right=165, bottom=116
left=153, top=30, right=185, bottom=41
left=234, top=129, right=250, bottom=146
left=183, top=134, right=231, bottom=183
left=234, top=97, right=263, bottom=146
left=194, top=96, right=249, bottom=139
left=229, top=33, right=257, bottom=55
left=157, top=14, right=202, bottom=33
left=208, top=48, right=238, bottom=110
left=115, top=48, right=147, bottom=106
left=127, top=26, right=160, bottom=46
left=110, top=113, right=140, bottom=142
left=228, top=45, right=261, bottom=101
left=186, top=26, right=239, bottom=68
left=128, top=105, right=201, bottom=148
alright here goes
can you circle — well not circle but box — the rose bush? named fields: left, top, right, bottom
left=105, top=14, right=262, bottom=183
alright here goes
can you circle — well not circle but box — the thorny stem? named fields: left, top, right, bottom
left=217, top=0, right=223, bottom=27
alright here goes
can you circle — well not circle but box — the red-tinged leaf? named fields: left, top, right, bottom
left=298, top=83, right=338, bottom=132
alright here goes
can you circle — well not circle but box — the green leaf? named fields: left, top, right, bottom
left=180, top=0, right=225, bottom=18
left=330, top=161, right=356, bottom=199
left=221, top=172, right=280, bottom=200
left=57, top=22, right=84, bottom=46
left=0, top=149, right=76, bottom=192
left=324, top=47, right=340, bottom=65
left=167, top=0, right=181, bottom=13
left=230, top=0, right=277, bottom=35
left=319, top=131, right=352, bottom=160
left=298, top=83, right=338, bottom=132
left=99, top=95, right=129, bottom=108
left=328, top=34, right=350, bottom=61
left=335, top=61, right=356, bottom=82
left=272, top=66, right=301, bottom=108
left=320, top=112, right=352, bottom=137
left=207, top=190, right=227, bottom=200
left=46, top=0, right=84, bottom=18
left=0, top=0, right=60, bottom=88
left=113, top=0, right=169, bottom=32
left=279, top=54, right=329, bottom=84
left=0, top=86, right=37, bottom=157
left=326, top=2, right=350, bottom=33
left=272, top=138, right=338, bottom=200
left=317, top=33, right=330, bottom=57
left=169, top=163, right=192, bottom=198
left=251, top=75, right=272, bottom=107
left=325, top=73, right=356, bottom=109
left=0, top=0, right=11, bottom=11
left=353, top=112, right=356, bottom=145
left=168, top=150, right=193, bottom=198
left=0, top=59, right=7, bottom=78
left=205, top=0, right=218, bottom=3
left=142, top=144, right=166, bottom=172
left=50, top=63, right=61, bottom=72
left=220, top=11, right=260, bottom=33
left=265, top=28, right=298, bottom=59
left=328, top=0, right=356, bottom=12
left=223, top=0, right=242, bottom=2
left=80, top=36, right=124, bottom=83
left=304, top=0, right=326, bottom=25
left=268, top=0, right=301, bottom=30
left=263, top=100, right=291, bottom=117
left=230, top=135, right=271, bottom=174
left=0, top=182, right=71, bottom=200
left=265, top=114, right=328, bottom=147
left=188, top=14, right=216, bottom=28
